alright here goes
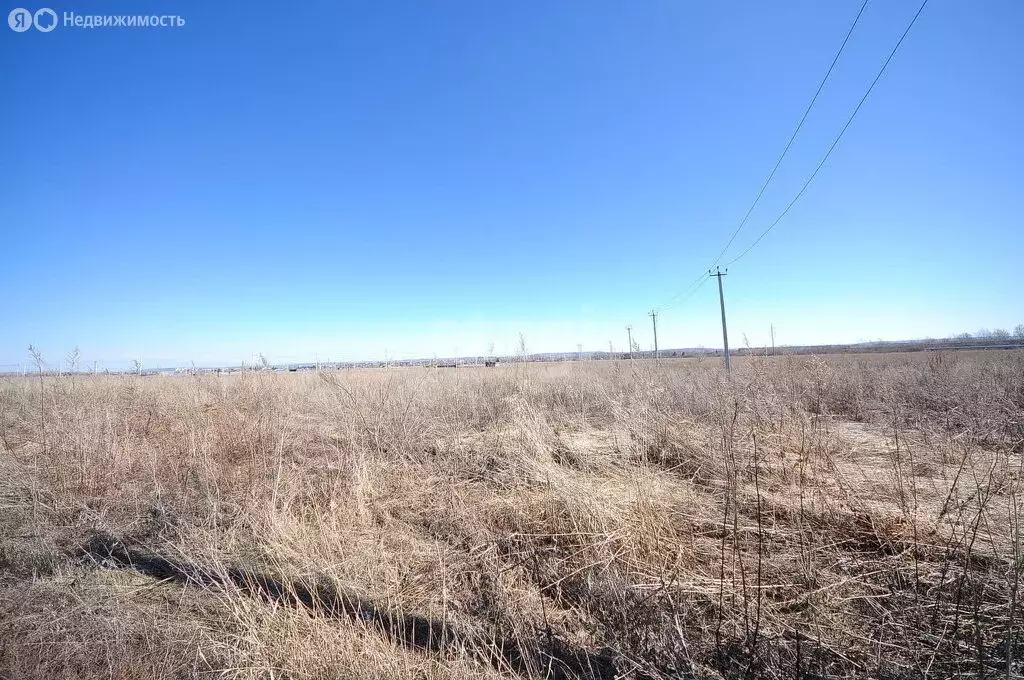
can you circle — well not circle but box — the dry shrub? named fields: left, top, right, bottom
left=0, top=351, right=1021, bottom=679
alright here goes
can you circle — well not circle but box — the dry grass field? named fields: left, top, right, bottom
left=1, top=351, right=1022, bottom=679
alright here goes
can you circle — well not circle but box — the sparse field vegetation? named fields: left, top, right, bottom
left=1, top=351, right=1022, bottom=679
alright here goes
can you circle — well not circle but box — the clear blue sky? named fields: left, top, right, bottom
left=2, top=0, right=1021, bottom=368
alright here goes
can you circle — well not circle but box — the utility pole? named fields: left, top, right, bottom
left=608, top=340, right=613, bottom=356
left=626, top=326, right=633, bottom=359
left=711, top=267, right=731, bottom=372
left=649, top=310, right=659, bottom=360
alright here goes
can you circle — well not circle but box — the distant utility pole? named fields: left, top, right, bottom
left=649, top=310, right=659, bottom=360
left=626, top=326, right=634, bottom=360
left=609, top=340, right=613, bottom=355
left=711, top=267, right=731, bottom=372
left=577, top=343, right=583, bottom=362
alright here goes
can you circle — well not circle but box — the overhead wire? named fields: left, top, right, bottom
left=659, top=275, right=710, bottom=312
left=652, top=0, right=872, bottom=314
left=724, top=0, right=930, bottom=266
left=636, top=0, right=930, bottom=352
left=708, top=0, right=871, bottom=270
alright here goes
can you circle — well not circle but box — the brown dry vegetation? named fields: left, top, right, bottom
left=0, top=351, right=1022, bottom=679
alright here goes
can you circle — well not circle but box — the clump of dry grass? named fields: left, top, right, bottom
left=0, top=350, right=1022, bottom=678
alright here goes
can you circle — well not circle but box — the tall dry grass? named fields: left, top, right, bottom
left=0, top=351, right=1021, bottom=678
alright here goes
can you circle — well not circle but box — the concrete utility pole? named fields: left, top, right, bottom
left=649, top=310, right=659, bottom=360
left=626, top=326, right=634, bottom=359
left=711, top=267, right=731, bottom=372
left=609, top=340, right=614, bottom=355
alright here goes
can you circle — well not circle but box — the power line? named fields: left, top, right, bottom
left=641, top=0, right=928, bottom=353
left=654, top=271, right=705, bottom=312
left=710, top=0, right=870, bottom=269
left=653, top=0, right=870, bottom=314
left=724, top=0, right=930, bottom=267
left=659, top=275, right=711, bottom=312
